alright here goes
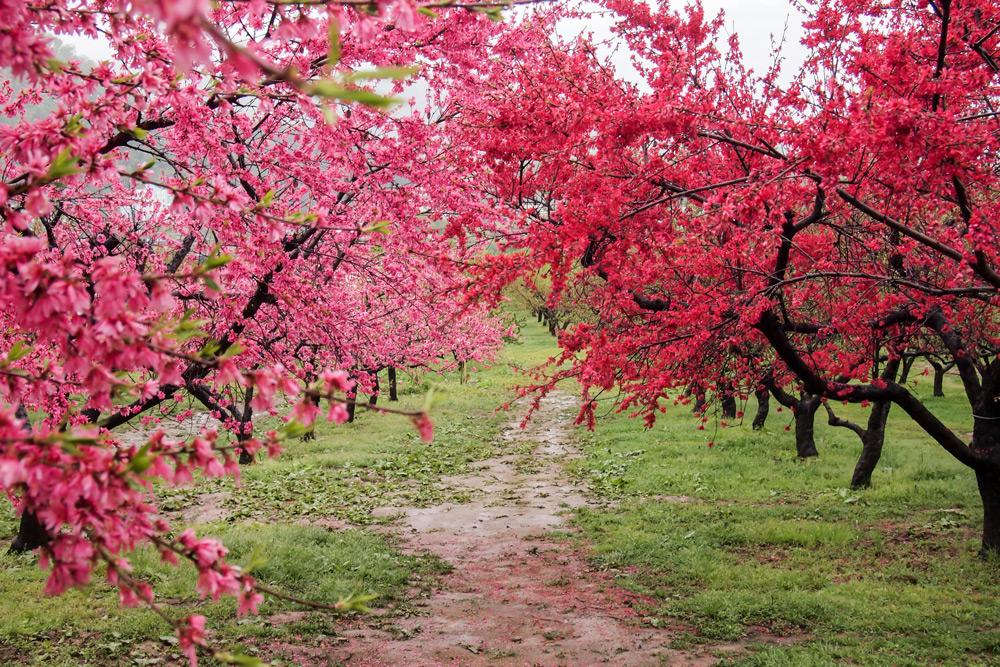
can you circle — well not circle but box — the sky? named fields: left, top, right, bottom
left=701, top=0, right=807, bottom=74
left=558, top=0, right=808, bottom=85
left=62, top=1, right=808, bottom=78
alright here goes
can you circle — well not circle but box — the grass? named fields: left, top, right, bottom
left=2, top=314, right=998, bottom=665
left=0, top=313, right=557, bottom=665
left=570, top=369, right=1000, bottom=665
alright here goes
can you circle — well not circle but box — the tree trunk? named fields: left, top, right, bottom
left=720, top=390, right=737, bottom=420
left=388, top=366, right=398, bottom=401
left=369, top=372, right=380, bottom=406
left=459, top=360, right=468, bottom=385
left=931, top=361, right=946, bottom=397
left=899, top=356, right=916, bottom=383
left=687, top=383, right=706, bottom=414
left=973, top=366, right=1000, bottom=557
left=238, top=431, right=256, bottom=463
left=794, top=395, right=820, bottom=458
left=9, top=510, right=49, bottom=554
left=976, top=466, right=1000, bottom=558
left=850, top=400, right=892, bottom=488
left=9, top=405, right=50, bottom=553
left=752, top=387, right=770, bottom=430
left=238, top=387, right=258, bottom=461
left=536, top=309, right=544, bottom=323
left=346, top=387, right=357, bottom=423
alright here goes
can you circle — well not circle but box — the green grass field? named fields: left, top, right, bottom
left=1, top=315, right=998, bottom=666
left=571, top=368, right=1000, bottom=665
left=0, top=316, right=553, bottom=666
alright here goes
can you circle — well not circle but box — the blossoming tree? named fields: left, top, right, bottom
left=1, top=0, right=510, bottom=662
left=445, top=0, right=1000, bottom=554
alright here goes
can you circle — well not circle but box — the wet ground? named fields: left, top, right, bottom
left=328, top=392, right=739, bottom=666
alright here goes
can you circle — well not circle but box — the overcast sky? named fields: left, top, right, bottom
left=63, top=1, right=807, bottom=77
left=702, top=0, right=807, bottom=73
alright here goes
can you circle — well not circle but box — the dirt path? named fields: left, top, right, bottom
left=330, top=392, right=733, bottom=667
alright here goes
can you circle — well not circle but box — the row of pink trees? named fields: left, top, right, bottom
left=442, top=0, right=1000, bottom=553
left=1, top=0, right=508, bottom=661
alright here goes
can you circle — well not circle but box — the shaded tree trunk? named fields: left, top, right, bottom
left=686, top=383, right=706, bottom=414
left=824, top=359, right=900, bottom=488
left=238, top=386, right=259, bottom=460
left=976, top=466, right=1000, bottom=558
left=238, top=430, right=256, bottom=463
left=388, top=366, right=398, bottom=401
left=930, top=360, right=946, bottom=397
left=10, top=405, right=50, bottom=554
left=752, top=386, right=770, bottom=430
left=9, top=510, right=49, bottom=554
left=768, top=383, right=820, bottom=458
left=346, top=385, right=357, bottom=423
left=793, top=395, right=821, bottom=458
left=720, top=388, right=737, bottom=420
left=849, top=400, right=892, bottom=488
left=973, top=361, right=1000, bottom=557
left=899, top=356, right=916, bottom=383
left=368, top=372, right=380, bottom=406
left=459, top=360, right=469, bottom=385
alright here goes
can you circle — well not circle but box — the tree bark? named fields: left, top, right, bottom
left=687, top=383, right=706, bottom=414
left=766, top=381, right=820, bottom=458
left=838, top=359, right=900, bottom=488
left=388, top=366, right=398, bottom=401
left=368, top=372, right=380, bottom=406
left=238, top=386, right=258, bottom=460
left=752, top=386, right=770, bottom=430
left=9, top=510, right=49, bottom=554
left=10, top=405, right=50, bottom=553
left=850, top=400, right=892, bottom=488
left=346, top=386, right=357, bottom=423
left=973, top=361, right=1000, bottom=557
left=976, top=466, right=1000, bottom=557
left=899, top=356, right=916, bottom=383
left=931, top=360, right=946, bottom=397
left=720, top=390, right=737, bottom=419
left=793, top=395, right=821, bottom=458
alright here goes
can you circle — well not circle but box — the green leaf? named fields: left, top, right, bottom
left=46, top=148, right=83, bottom=181
left=307, top=81, right=400, bottom=109
left=128, top=126, right=149, bottom=141
left=476, top=6, right=504, bottom=21
left=417, top=7, right=439, bottom=17
left=258, top=188, right=275, bottom=209
left=280, top=420, right=312, bottom=439
left=241, top=547, right=268, bottom=574
left=199, top=339, right=222, bottom=359
left=219, top=341, right=244, bottom=360
left=363, top=220, right=392, bottom=235
left=328, top=19, right=341, bottom=66
left=128, top=443, right=156, bottom=475
left=201, top=252, right=233, bottom=271
left=346, top=66, right=419, bottom=82
left=422, top=386, right=436, bottom=413
left=5, top=341, right=33, bottom=364
left=336, top=592, right=378, bottom=613
left=212, top=652, right=266, bottom=667
left=202, top=275, right=221, bottom=293
left=64, top=115, right=86, bottom=137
